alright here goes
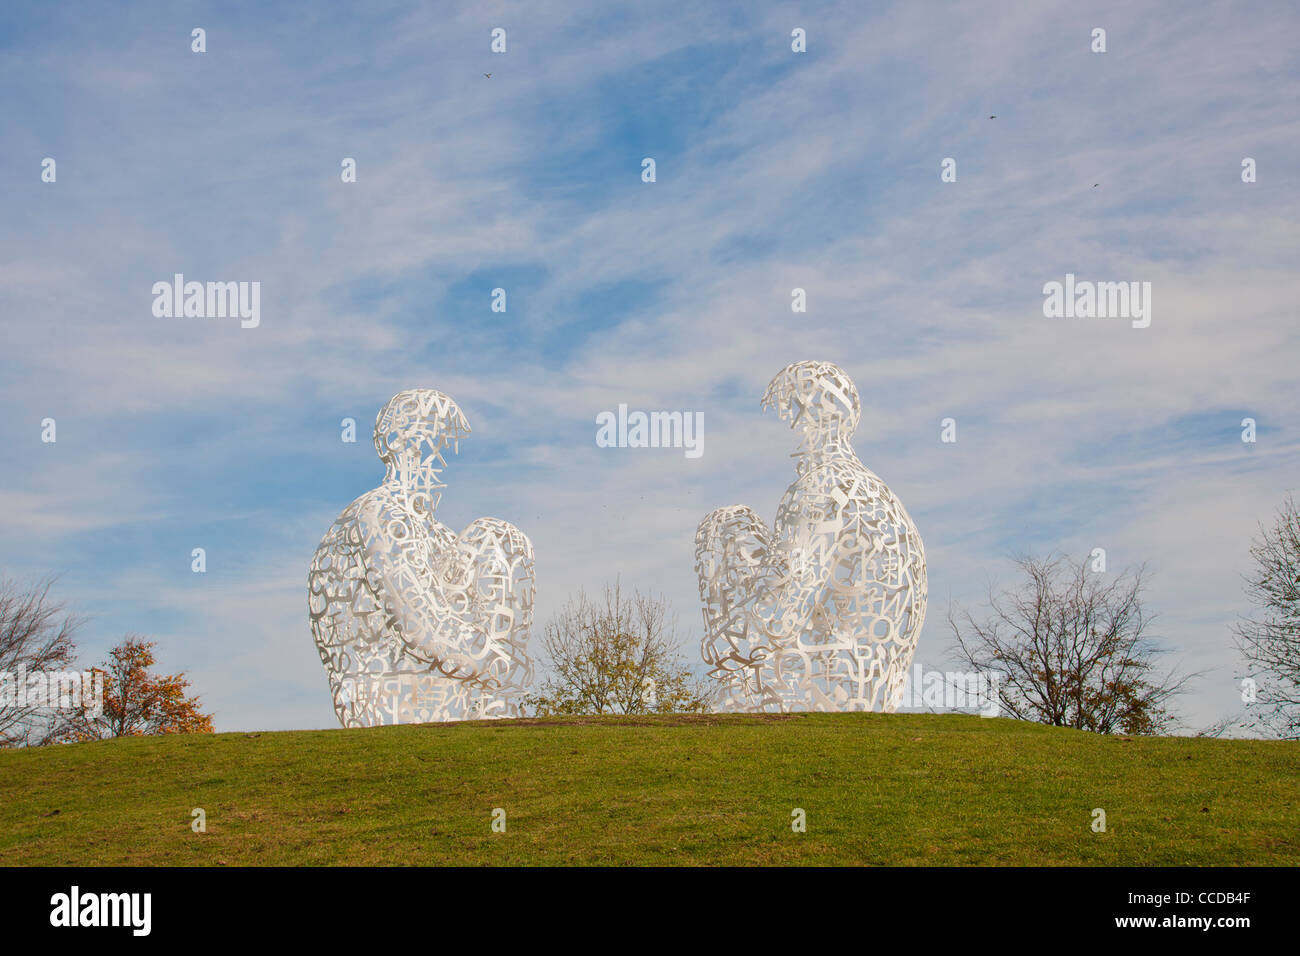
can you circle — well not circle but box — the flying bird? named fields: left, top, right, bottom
left=989, top=115, right=996, bottom=119
left=1093, top=183, right=1100, bottom=187
left=484, top=72, right=492, bottom=78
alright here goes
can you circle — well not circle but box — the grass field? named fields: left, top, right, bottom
left=0, top=712, right=1296, bottom=866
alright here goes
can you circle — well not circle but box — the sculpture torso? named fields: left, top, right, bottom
left=780, top=450, right=923, bottom=600
left=696, top=361, right=927, bottom=712
left=308, top=388, right=535, bottom=727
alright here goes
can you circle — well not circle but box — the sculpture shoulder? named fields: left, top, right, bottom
left=786, top=456, right=883, bottom=501
left=312, top=487, right=380, bottom=538
left=346, top=487, right=460, bottom=554
left=354, top=484, right=405, bottom=517
left=315, top=486, right=411, bottom=553
left=781, top=457, right=917, bottom=529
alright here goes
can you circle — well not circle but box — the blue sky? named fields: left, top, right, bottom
left=2, top=0, right=1298, bottom=732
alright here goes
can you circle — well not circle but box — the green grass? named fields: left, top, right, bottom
left=0, top=713, right=1295, bottom=866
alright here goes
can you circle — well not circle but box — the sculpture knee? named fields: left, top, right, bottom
left=696, top=504, right=771, bottom=588
left=697, top=504, right=767, bottom=556
left=457, top=517, right=534, bottom=598
left=459, top=517, right=533, bottom=564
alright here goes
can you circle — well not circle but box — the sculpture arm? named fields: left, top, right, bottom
left=745, top=483, right=843, bottom=642
left=355, top=496, right=483, bottom=679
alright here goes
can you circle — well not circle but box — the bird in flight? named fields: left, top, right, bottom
left=989, top=115, right=996, bottom=119
left=484, top=72, right=492, bottom=78
left=1093, top=183, right=1100, bottom=187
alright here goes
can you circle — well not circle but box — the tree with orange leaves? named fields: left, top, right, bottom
left=69, top=637, right=213, bottom=739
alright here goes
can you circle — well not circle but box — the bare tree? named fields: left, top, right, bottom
left=1234, top=493, right=1300, bottom=739
left=948, top=554, right=1190, bottom=735
left=528, top=582, right=711, bottom=716
left=0, top=576, right=82, bottom=747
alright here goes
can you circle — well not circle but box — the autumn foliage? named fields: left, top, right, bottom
left=70, top=637, right=213, bottom=739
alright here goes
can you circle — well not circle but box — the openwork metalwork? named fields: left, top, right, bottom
left=308, top=389, right=535, bottom=726
left=696, top=361, right=927, bottom=712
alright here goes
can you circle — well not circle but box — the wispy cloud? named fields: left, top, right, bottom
left=2, top=0, right=1296, bottom=732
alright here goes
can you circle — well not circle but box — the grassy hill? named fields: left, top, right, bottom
left=0, top=712, right=1296, bottom=866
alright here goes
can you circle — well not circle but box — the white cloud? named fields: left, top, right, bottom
left=2, top=0, right=1296, bottom=733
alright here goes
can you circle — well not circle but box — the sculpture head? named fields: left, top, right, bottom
left=761, top=360, right=860, bottom=450
left=374, top=389, right=472, bottom=500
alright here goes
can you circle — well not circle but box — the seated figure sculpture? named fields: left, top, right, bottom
left=308, top=389, right=534, bottom=726
left=695, top=361, right=927, bottom=713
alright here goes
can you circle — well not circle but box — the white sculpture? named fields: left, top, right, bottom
left=695, top=361, right=927, bottom=712
left=308, top=389, right=535, bottom=726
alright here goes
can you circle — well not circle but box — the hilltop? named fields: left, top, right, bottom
left=1, top=713, right=1295, bottom=866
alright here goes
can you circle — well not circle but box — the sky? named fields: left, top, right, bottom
left=2, top=0, right=1297, bottom=734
